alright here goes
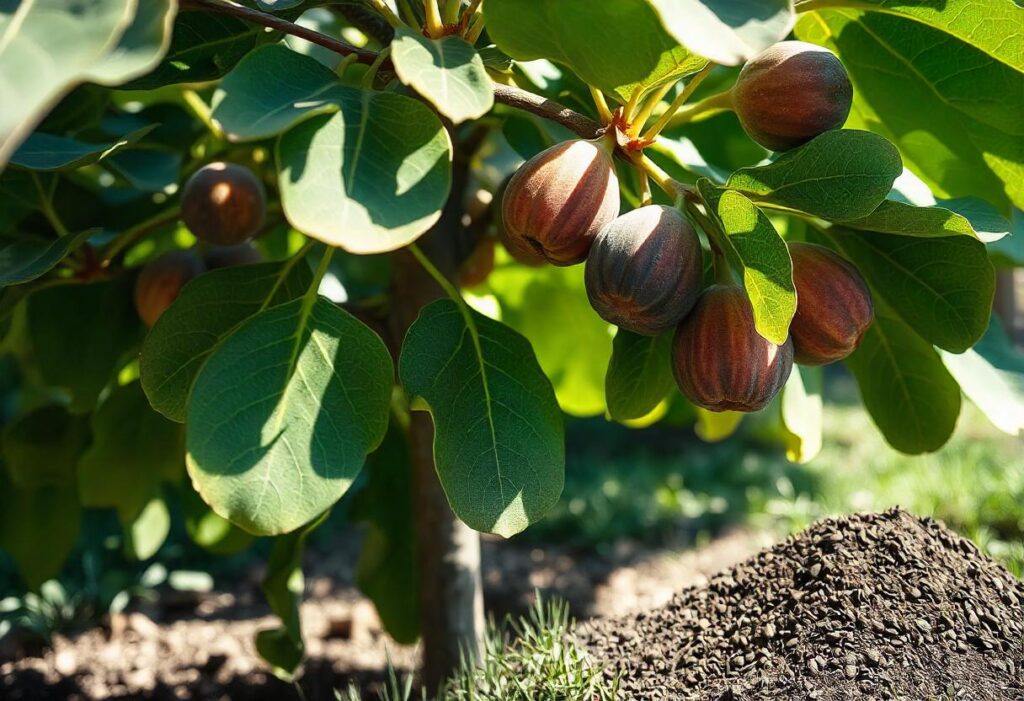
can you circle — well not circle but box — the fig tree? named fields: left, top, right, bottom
left=732, top=41, right=853, bottom=152
left=672, top=285, right=793, bottom=412
left=134, top=250, right=206, bottom=327
left=181, top=162, right=266, bottom=246
left=501, top=138, right=620, bottom=266
left=204, top=242, right=264, bottom=269
left=788, top=242, right=874, bottom=365
left=585, top=205, right=703, bottom=336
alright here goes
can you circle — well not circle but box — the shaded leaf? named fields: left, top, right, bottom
left=141, top=259, right=312, bottom=422
left=605, top=329, right=675, bottom=422
left=827, top=228, right=994, bottom=353
left=0, top=229, right=96, bottom=287
left=2, top=405, right=90, bottom=490
left=844, top=307, right=960, bottom=454
left=399, top=299, right=564, bottom=538
left=186, top=297, right=393, bottom=536
left=0, top=473, right=80, bottom=591
left=10, top=126, right=155, bottom=171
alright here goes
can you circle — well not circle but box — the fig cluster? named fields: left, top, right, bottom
left=493, top=38, right=869, bottom=415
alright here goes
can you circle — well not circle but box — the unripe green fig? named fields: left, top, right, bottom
left=585, top=205, right=703, bottom=336
left=732, top=41, right=853, bottom=152
left=788, top=242, right=874, bottom=365
left=181, top=162, right=266, bottom=246
left=672, top=285, right=793, bottom=412
left=501, top=138, right=620, bottom=266
left=134, top=250, right=206, bottom=327
left=204, top=242, right=264, bottom=270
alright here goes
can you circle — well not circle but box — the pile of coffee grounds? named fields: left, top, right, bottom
left=581, top=509, right=1024, bottom=700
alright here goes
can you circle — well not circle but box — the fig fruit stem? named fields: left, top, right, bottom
left=182, top=90, right=223, bottom=139
left=442, top=0, right=461, bottom=24
left=424, top=0, right=445, bottom=37
left=409, top=243, right=463, bottom=306
left=634, top=154, right=689, bottom=201
left=641, top=62, right=716, bottom=142
left=369, top=0, right=406, bottom=28
left=589, top=86, right=614, bottom=125
left=628, top=82, right=675, bottom=139
left=361, top=46, right=392, bottom=88
left=684, top=199, right=734, bottom=284
left=639, top=169, right=653, bottom=207
left=624, top=86, right=645, bottom=124
left=665, top=89, right=734, bottom=130
left=29, top=172, right=69, bottom=238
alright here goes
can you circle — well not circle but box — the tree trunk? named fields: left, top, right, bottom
left=383, top=134, right=488, bottom=690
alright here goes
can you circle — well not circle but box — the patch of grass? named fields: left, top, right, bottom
left=341, top=597, right=617, bottom=701
left=533, top=375, right=1024, bottom=576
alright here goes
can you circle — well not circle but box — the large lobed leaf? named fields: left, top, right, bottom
left=399, top=299, right=564, bottom=538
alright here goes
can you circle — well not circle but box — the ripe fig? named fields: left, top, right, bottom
left=181, top=162, right=266, bottom=246
left=134, top=250, right=206, bottom=327
left=672, top=285, right=793, bottom=412
left=585, top=205, right=703, bottom=336
left=501, top=138, right=620, bottom=266
left=204, top=242, right=264, bottom=270
left=788, top=242, right=874, bottom=365
left=732, top=41, right=853, bottom=152
left=459, top=236, right=495, bottom=288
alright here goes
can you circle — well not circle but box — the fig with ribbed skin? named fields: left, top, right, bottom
left=501, top=138, right=620, bottom=266
left=181, top=162, right=266, bottom=246
left=672, top=285, right=793, bottom=412
left=585, top=205, right=703, bottom=336
left=788, top=242, right=874, bottom=365
left=134, top=250, right=206, bottom=327
left=732, top=41, right=853, bottom=152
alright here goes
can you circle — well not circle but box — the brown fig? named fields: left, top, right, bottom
left=204, top=242, right=264, bottom=270
left=459, top=236, right=496, bottom=288
left=501, top=138, right=620, bottom=266
left=494, top=175, right=545, bottom=267
left=134, top=250, right=206, bottom=327
left=181, top=162, right=266, bottom=246
left=732, top=41, right=853, bottom=152
left=672, top=285, right=793, bottom=412
left=585, top=205, right=703, bottom=336
left=788, top=242, right=874, bottom=365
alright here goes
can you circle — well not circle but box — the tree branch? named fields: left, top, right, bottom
left=176, top=0, right=602, bottom=139
left=179, top=0, right=379, bottom=63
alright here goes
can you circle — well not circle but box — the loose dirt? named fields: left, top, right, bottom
left=582, top=509, right=1024, bottom=700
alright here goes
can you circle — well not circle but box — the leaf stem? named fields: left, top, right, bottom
left=182, top=90, right=223, bottom=138
left=261, top=241, right=317, bottom=312
left=30, top=172, right=70, bottom=237
left=638, top=169, right=652, bottom=207
left=101, top=206, right=182, bottom=263
left=308, top=245, right=335, bottom=299
left=367, top=0, right=405, bottom=27
left=633, top=154, right=688, bottom=201
left=628, top=82, right=674, bottom=139
left=588, top=87, right=614, bottom=125
left=465, top=11, right=485, bottom=43
left=664, top=89, right=734, bottom=130
left=623, top=86, right=644, bottom=123
left=641, top=63, right=716, bottom=141
left=408, top=243, right=461, bottom=302
left=424, top=0, right=445, bottom=37
left=442, top=0, right=461, bottom=24
left=361, top=46, right=392, bottom=89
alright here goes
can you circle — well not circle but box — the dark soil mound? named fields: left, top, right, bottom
left=582, top=509, right=1024, bottom=700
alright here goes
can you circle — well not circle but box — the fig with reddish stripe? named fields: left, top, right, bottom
left=732, top=41, right=853, bottom=152
left=672, top=285, right=793, bottom=412
left=788, top=242, right=874, bottom=365
left=501, top=138, right=620, bottom=266
left=585, top=205, right=703, bottom=336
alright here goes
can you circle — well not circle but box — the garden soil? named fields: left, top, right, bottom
left=582, top=509, right=1024, bottom=700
